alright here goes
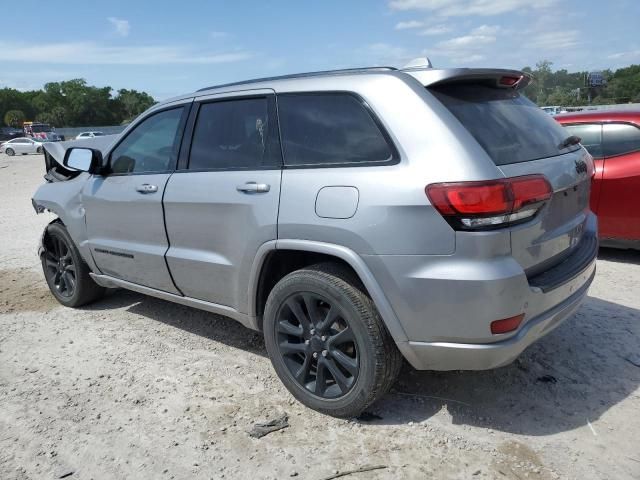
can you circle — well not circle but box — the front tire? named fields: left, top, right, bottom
left=263, top=263, right=402, bottom=417
left=41, top=222, right=106, bottom=307
left=5, top=148, right=14, bottom=156
left=36, top=146, right=43, bottom=154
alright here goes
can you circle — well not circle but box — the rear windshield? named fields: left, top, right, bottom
left=430, top=84, right=580, bottom=165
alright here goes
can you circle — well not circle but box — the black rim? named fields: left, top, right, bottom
left=43, top=234, right=76, bottom=298
left=276, top=292, right=359, bottom=399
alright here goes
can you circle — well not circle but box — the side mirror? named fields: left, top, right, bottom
left=63, top=147, right=103, bottom=173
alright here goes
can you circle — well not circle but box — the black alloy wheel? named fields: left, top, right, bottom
left=276, top=292, right=359, bottom=399
left=40, top=222, right=105, bottom=308
left=43, top=233, right=77, bottom=298
left=263, top=263, right=403, bottom=417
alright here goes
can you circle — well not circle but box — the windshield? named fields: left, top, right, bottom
left=430, top=84, right=580, bottom=165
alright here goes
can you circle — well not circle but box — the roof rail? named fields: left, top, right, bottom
left=196, top=66, right=398, bottom=92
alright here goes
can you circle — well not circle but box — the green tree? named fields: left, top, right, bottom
left=522, top=62, right=640, bottom=106
left=114, top=89, right=155, bottom=124
left=4, top=109, right=25, bottom=127
left=36, top=106, right=67, bottom=126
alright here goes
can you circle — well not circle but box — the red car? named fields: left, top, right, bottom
left=555, top=110, right=640, bottom=248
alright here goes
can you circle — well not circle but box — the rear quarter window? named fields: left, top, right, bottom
left=563, top=123, right=603, bottom=159
left=602, top=123, right=640, bottom=157
left=277, top=92, right=395, bottom=167
left=431, top=84, right=579, bottom=166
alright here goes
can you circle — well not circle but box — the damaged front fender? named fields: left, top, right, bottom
left=33, top=134, right=119, bottom=272
left=32, top=174, right=100, bottom=272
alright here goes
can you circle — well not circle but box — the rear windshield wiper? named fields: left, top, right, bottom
left=558, top=135, right=581, bottom=150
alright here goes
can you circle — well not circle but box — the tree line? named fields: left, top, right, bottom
left=1, top=79, right=155, bottom=128
left=2, top=62, right=640, bottom=128
left=522, top=61, right=640, bottom=106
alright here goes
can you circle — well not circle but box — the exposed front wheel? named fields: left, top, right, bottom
left=5, top=148, right=14, bottom=156
left=41, top=222, right=106, bottom=307
left=263, top=263, right=402, bottom=417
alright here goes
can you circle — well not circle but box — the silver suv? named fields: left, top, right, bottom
left=33, top=64, right=598, bottom=417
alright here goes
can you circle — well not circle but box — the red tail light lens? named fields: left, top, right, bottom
left=510, top=176, right=553, bottom=211
left=490, top=314, right=524, bottom=334
left=426, top=175, right=552, bottom=230
left=427, top=182, right=510, bottom=216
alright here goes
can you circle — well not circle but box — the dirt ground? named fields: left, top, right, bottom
left=1, top=153, right=639, bottom=480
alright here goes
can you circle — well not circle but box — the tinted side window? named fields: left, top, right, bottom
left=189, top=97, right=277, bottom=170
left=278, top=93, right=393, bottom=166
left=564, top=124, right=603, bottom=159
left=603, top=123, right=640, bottom=157
left=110, top=107, right=184, bottom=174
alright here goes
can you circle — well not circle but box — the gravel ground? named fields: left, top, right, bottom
left=1, top=153, right=639, bottom=480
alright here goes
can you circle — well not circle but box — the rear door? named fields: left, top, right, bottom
left=430, top=82, right=594, bottom=274
left=598, top=123, right=640, bottom=240
left=82, top=104, right=190, bottom=293
left=163, top=91, right=282, bottom=311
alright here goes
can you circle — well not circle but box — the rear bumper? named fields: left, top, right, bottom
left=403, top=266, right=594, bottom=370
left=363, top=212, right=598, bottom=370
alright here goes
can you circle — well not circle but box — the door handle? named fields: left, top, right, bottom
left=136, top=184, right=158, bottom=194
left=236, top=182, right=270, bottom=194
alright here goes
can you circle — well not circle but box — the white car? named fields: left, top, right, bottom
left=75, top=131, right=105, bottom=140
left=0, top=137, right=44, bottom=156
left=541, top=106, right=568, bottom=115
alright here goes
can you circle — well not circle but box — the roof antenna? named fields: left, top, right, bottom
left=403, top=57, right=433, bottom=69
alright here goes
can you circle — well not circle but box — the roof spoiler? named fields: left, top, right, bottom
left=406, top=68, right=532, bottom=90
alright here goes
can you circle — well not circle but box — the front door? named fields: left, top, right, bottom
left=83, top=104, right=190, bottom=293
left=163, top=92, right=282, bottom=312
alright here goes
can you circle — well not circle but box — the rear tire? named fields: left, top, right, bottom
left=36, top=146, right=43, bottom=154
left=5, top=148, right=14, bottom=156
left=41, top=222, right=106, bottom=307
left=263, top=262, right=402, bottom=417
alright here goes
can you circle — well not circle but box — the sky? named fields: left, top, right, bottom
left=1, top=0, right=638, bottom=100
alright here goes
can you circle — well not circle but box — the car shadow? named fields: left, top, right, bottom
left=84, top=289, right=267, bottom=358
left=84, top=291, right=639, bottom=436
left=369, top=296, right=640, bottom=435
left=598, top=247, right=640, bottom=265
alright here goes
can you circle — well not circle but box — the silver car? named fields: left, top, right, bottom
left=1, top=137, right=44, bottom=156
left=32, top=64, right=597, bottom=417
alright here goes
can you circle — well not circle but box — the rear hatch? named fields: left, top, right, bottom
left=419, top=70, right=594, bottom=276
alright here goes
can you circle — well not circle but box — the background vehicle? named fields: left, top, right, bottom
left=542, top=105, right=567, bottom=115
left=23, top=121, right=62, bottom=141
left=0, top=126, right=23, bottom=142
left=556, top=110, right=640, bottom=248
left=1, top=137, right=44, bottom=155
left=33, top=64, right=597, bottom=417
left=75, top=131, right=105, bottom=140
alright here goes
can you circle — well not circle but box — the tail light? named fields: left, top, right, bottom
left=426, top=175, right=552, bottom=230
